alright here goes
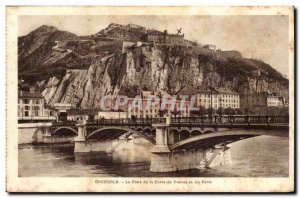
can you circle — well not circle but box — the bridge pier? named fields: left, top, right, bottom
left=150, top=146, right=232, bottom=172
left=150, top=122, right=232, bottom=172
left=74, top=121, right=88, bottom=153
left=151, top=127, right=170, bottom=153
left=150, top=125, right=173, bottom=172
left=74, top=121, right=116, bottom=153
left=203, top=146, right=232, bottom=168
left=41, top=126, right=52, bottom=143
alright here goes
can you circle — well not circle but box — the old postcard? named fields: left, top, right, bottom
left=6, top=6, right=294, bottom=192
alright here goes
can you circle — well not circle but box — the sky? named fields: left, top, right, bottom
left=18, top=15, right=289, bottom=76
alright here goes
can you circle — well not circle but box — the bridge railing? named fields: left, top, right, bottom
left=86, top=117, right=168, bottom=126
left=53, top=115, right=289, bottom=127
left=51, top=120, right=77, bottom=127
left=170, top=115, right=289, bottom=125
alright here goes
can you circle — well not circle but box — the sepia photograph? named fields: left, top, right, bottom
left=6, top=6, right=294, bottom=192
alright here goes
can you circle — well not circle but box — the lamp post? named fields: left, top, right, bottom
left=158, top=92, right=162, bottom=117
left=210, top=88, right=213, bottom=122
left=209, top=86, right=215, bottom=123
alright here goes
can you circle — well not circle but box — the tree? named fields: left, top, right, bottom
left=278, top=107, right=289, bottom=116
left=224, top=107, right=235, bottom=115
left=235, top=108, right=245, bottom=115
left=216, top=107, right=224, bottom=115
left=207, top=107, right=216, bottom=116
left=198, top=106, right=207, bottom=116
left=232, top=108, right=237, bottom=115
left=244, top=107, right=254, bottom=115
left=160, top=109, right=169, bottom=117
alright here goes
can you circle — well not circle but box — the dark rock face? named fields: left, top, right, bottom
left=18, top=24, right=289, bottom=108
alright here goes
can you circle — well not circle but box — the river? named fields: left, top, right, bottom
left=18, top=136, right=289, bottom=177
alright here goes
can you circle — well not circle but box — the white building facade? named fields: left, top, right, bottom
left=18, top=89, right=57, bottom=121
left=267, top=95, right=284, bottom=107
left=196, top=88, right=240, bottom=109
left=18, top=91, right=45, bottom=117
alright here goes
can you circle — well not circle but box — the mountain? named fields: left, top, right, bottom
left=18, top=24, right=289, bottom=108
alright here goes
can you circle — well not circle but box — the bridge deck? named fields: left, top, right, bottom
left=51, top=115, right=289, bottom=130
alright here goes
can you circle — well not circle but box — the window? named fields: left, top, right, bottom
left=24, top=99, right=29, bottom=104
left=24, top=111, right=29, bottom=117
left=25, top=106, right=30, bottom=110
left=32, top=106, right=40, bottom=111
left=33, top=99, right=40, bottom=105
left=34, top=111, right=39, bottom=116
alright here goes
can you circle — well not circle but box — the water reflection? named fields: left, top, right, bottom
left=19, top=136, right=289, bottom=177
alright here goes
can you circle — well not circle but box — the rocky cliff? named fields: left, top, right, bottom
left=18, top=24, right=289, bottom=108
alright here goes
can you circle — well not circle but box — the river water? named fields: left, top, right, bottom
left=18, top=136, right=289, bottom=177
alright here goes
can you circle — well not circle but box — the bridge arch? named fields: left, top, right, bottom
left=86, top=126, right=155, bottom=144
left=169, top=129, right=180, bottom=143
left=169, top=129, right=288, bottom=151
left=151, top=129, right=156, bottom=137
left=136, top=127, right=144, bottom=131
left=203, top=129, right=214, bottom=134
left=143, top=127, right=153, bottom=137
left=179, top=129, right=190, bottom=141
left=191, top=130, right=202, bottom=136
left=51, top=127, right=78, bottom=136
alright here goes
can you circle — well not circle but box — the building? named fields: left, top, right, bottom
left=144, top=29, right=185, bottom=45
left=203, top=44, right=216, bottom=51
left=126, top=23, right=146, bottom=31
left=53, top=103, right=73, bottom=113
left=43, top=105, right=59, bottom=117
left=170, top=99, right=190, bottom=117
left=267, top=95, right=285, bottom=107
left=18, top=90, right=44, bottom=117
left=127, top=92, right=190, bottom=118
left=196, top=88, right=218, bottom=109
left=240, top=93, right=284, bottom=108
left=127, top=97, right=160, bottom=119
left=217, top=88, right=240, bottom=109
left=196, top=87, right=240, bottom=109
left=66, top=109, right=98, bottom=121
left=18, top=88, right=57, bottom=121
left=97, top=111, right=127, bottom=119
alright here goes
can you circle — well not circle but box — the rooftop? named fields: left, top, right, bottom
left=19, top=90, right=44, bottom=98
left=66, top=109, right=99, bottom=116
left=215, top=87, right=239, bottom=95
left=179, top=86, right=239, bottom=95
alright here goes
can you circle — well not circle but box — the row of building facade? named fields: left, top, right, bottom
left=18, top=87, right=287, bottom=122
